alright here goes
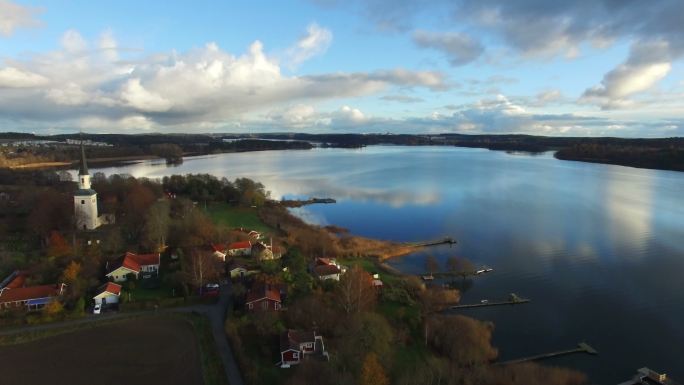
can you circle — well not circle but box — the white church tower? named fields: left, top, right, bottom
left=74, top=143, right=100, bottom=230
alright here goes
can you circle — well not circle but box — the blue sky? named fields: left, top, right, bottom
left=0, top=0, right=683, bottom=136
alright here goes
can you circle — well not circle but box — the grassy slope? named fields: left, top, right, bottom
left=204, top=203, right=273, bottom=234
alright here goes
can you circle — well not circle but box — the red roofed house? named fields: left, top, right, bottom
left=0, top=270, right=28, bottom=289
left=106, top=252, right=161, bottom=282
left=279, top=329, right=328, bottom=368
left=211, top=244, right=227, bottom=261
left=93, top=282, right=122, bottom=306
left=311, top=258, right=346, bottom=281
left=245, top=283, right=281, bottom=312
left=227, top=241, right=252, bottom=257
left=0, top=283, right=65, bottom=311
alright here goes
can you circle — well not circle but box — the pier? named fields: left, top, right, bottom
left=449, top=293, right=529, bottom=309
left=409, top=237, right=457, bottom=247
left=418, top=266, right=493, bottom=279
left=497, top=342, right=598, bottom=365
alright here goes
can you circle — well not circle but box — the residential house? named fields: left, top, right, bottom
left=279, top=329, right=328, bottom=368
left=245, top=283, right=281, bottom=312
left=0, top=270, right=28, bottom=289
left=93, top=282, right=122, bottom=306
left=251, top=242, right=283, bottom=261
left=211, top=243, right=227, bottom=261
left=0, top=283, right=65, bottom=311
left=227, top=241, right=252, bottom=257
left=311, top=258, right=345, bottom=281
left=106, top=252, right=161, bottom=282
left=228, top=260, right=250, bottom=279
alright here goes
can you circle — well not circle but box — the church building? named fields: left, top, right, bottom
left=73, top=144, right=113, bottom=230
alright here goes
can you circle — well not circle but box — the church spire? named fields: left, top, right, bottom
left=78, top=141, right=89, bottom=176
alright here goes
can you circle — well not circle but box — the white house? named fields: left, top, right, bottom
left=106, top=252, right=161, bottom=282
left=211, top=244, right=227, bottom=261
left=311, top=258, right=346, bottom=281
left=93, top=282, right=121, bottom=305
left=227, top=241, right=251, bottom=257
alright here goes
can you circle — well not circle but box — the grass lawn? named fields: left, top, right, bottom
left=339, top=257, right=403, bottom=285
left=204, top=202, right=272, bottom=234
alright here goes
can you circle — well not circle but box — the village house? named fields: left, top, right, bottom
left=279, top=329, right=328, bottom=368
left=211, top=243, right=227, bottom=261
left=245, top=283, right=282, bottom=312
left=227, top=241, right=252, bottom=257
left=106, top=252, right=161, bottom=282
left=310, top=258, right=346, bottom=281
left=228, top=259, right=250, bottom=279
left=93, top=282, right=122, bottom=306
left=0, top=283, right=65, bottom=311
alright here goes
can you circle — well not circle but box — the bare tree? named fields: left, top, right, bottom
left=143, top=199, right=170, bottom=251
left=336, top=265, right=376, bottom=316
left=182, top=249, right=221, bottom=292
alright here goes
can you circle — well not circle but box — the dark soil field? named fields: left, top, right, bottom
left=0, top=316, right=203, bottom=385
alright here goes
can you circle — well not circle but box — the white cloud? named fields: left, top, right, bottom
left=286, top=23, right=333, bottom=68
left=0, top=28, right=449, bottom=132
left=0, top=67, right=48, bottom=88
left=121, top=78, right=173, bottom=112
left=380, top=94, right=424, bottom=103
left=581, top=40, right=673, bottom=109
left=0, top=0, right=42, bottom=37
left=412, top=30, right=484, bottom=66
left=61, top=29, right=88, bottom=52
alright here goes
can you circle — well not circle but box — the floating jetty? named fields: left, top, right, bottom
left=449, top=293, right=529, bottom=309
left=497, top=342, right=598, bottom=365
left=419, top=266, right=494, bottom=278
left=409, top=237, right=457, bottom=247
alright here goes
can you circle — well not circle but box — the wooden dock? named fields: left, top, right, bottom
left=497, top=343, right=598, bottom=365
left=418, top=267, right=493, bottom=279
left=449, top=293, right=529, bottom=309
left=410, top=237, right=457, bottom=247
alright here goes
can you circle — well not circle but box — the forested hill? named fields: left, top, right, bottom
left=1, top=132, right=683, bottom=172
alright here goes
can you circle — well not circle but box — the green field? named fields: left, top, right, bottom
left=204, top=203, right=272, bottom=234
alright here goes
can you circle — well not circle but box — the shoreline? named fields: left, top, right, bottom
left=4, top=143, right=682, bottom=173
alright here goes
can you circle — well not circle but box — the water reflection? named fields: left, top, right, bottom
left=88, top=146, right=684, bottom=384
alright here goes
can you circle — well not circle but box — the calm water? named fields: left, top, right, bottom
left=91, top=146, right=684, bottom=384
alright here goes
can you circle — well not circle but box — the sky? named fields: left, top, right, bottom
left=0, top=0, right=683, bottom=137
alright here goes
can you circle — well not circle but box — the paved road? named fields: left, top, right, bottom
left=0, top=283, right=245, bottom=385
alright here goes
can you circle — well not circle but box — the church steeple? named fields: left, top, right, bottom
left=78, top=142, right=89, bottom=176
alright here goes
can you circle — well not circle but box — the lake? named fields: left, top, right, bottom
left=89, top=146, right=684, bottom=384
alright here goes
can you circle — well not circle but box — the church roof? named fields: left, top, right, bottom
left=78, top=143, right=89, bottom=176
left=74, top=189, right=97, bottom=196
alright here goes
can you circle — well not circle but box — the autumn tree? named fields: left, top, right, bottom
left=142, top=199, right=171, bottom=251
left=336, top=265, right=376, bottom=316
left=426, top=315, right=498, bottom=366
left=121, top=182, right=156, bottom=241
left=360, top=353, right=389, bottom=385
left=27, top=189, right=72, bottom=243
left=47, top=231, right=72, bottom=259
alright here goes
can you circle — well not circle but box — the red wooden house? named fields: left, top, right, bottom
left=279, top=329, right=327, bottom=368
left=245, top=283, right=281, bottom=312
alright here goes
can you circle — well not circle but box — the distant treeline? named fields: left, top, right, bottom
left=1, top=132, right=683, bottom=172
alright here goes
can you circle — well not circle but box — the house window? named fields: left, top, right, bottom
left=293, top=352, right=299, bottom=359
left=262, top=301, right=268, bottom=310
left=81, top=200, right=85, bottom=204
left=248, top=303, right=253, bottom=309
